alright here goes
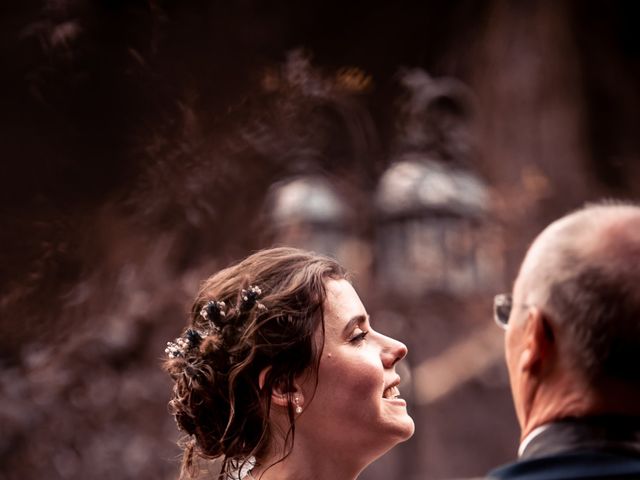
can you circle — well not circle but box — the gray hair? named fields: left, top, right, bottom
left=542, top=202, right=640, bottom=384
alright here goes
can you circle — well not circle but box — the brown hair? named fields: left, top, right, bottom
left=163, top=247, right=346, bottom=479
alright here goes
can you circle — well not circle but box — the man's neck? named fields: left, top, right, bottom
left=521, top=378, right=640, bottom=441
left=521, top=381, right=593, bottom=441
left=518, top=415, right=640, bottom=459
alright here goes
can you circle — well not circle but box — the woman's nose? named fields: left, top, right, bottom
left=381, top=335, right=408, bottom=368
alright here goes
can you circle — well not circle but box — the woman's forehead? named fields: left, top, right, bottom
left=323, top=279, right=367, bottom=330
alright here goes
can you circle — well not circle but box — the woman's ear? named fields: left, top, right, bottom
left=258, top=366, right=271, bottom=391
left=258, top=367, right=304, bottom=412
left=272, top=388, right=304, bottom=413
left=272, top=381, right=305, bottom=412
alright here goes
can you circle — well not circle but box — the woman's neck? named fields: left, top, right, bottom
left=251, top=439, right=365, bottom=480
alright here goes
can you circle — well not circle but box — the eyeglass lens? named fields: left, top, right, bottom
left=493, top=293, right=512, bottom=328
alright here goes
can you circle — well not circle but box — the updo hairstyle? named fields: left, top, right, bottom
left=163, top=247, right=346, bottom=478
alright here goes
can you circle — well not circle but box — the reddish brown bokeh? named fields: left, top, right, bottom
left=1, top=2, right=639, bottom=479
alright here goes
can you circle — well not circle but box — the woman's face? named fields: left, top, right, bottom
left=297, top=278, right=414, bottom=463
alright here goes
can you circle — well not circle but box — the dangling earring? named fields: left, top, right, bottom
left=294, top=395, right=303, bottom=414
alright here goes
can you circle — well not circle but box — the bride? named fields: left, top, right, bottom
left=164, top=247, right=414, bottom=479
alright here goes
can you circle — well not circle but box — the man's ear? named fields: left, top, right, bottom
left=521, top=307, right=555, bottom=374
left=258, top=367, right=304, bottom=410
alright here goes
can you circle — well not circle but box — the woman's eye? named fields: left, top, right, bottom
left=349, top=330, right=369, bottom=343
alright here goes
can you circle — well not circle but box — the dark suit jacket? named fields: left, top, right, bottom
left=488, top=416, right=640, bottom=480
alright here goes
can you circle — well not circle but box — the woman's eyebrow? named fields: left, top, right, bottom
left=342, top=314, right=369, bottom=335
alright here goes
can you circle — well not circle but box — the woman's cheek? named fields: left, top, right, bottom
left=331, top=354, right=381, bottom=396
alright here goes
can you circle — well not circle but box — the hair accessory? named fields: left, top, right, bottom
left=240, top=285, right=266, bottom=312
left=165, top=328, right=203, bottom=358
left=165, top=286, right=266, bottom=359
left=200, top=300, right=227, bottom=322
left=184, top=328, right=203, bottom=348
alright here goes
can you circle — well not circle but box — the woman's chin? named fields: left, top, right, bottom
left=382, top=399, right=415, bottom=439
left=397, top=415, right=416, bottom=441
left=384, top=412, right=415, bottom=443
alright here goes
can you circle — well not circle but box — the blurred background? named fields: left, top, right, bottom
left=1, top=1, right=639, bottom=479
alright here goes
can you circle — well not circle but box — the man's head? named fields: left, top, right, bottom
left=501, top=202, right=640, bottom=437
